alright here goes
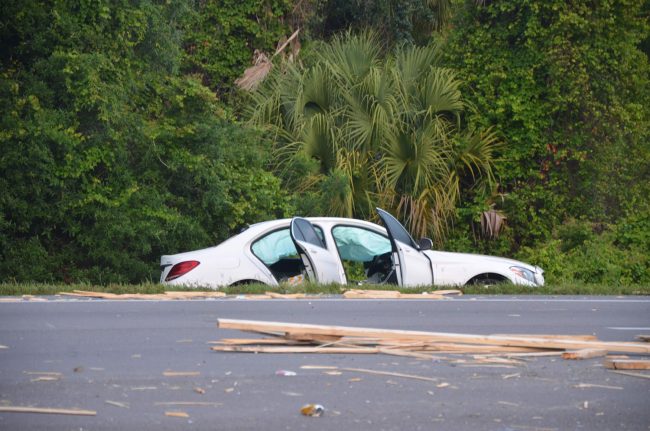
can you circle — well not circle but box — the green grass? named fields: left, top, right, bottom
left=1, top=282, right=648, bottom=296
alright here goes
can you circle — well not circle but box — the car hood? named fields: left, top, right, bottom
left=423, top=250, right=541, bottom=273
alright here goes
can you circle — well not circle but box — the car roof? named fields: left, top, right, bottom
left=246, top=216, right=385, bottom=233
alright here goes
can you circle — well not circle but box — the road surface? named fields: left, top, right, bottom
left=1, top=295, right=649, bottom=430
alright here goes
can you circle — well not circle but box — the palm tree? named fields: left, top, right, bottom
left=245, top=31, right=499, bottom=243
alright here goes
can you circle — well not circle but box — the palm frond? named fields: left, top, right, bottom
left=324, top=31, right=382, bottom=84
left=422, top=67, right=463, bottom=122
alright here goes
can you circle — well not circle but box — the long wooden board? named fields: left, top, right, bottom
left=603, top=358, right=650, bottom=370
left=562, top=349, right=607, bottom=360
left=0, top=406, right=96, bottom=416
left=216, top=319, right=650, bottom=354
left=211, top=345, right=380, bottom=354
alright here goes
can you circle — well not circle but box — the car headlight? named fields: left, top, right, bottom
left=509, top=266, right=537, bottom=284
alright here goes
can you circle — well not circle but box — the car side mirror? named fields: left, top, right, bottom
left=418, top=238, right=433, bottom=251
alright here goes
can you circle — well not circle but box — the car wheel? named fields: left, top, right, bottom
left=467, top=274, right=507, bottom=287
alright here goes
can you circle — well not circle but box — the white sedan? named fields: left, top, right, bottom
left=160, top=208, right=544, bottom=288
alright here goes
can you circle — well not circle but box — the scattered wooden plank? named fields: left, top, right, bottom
left=573, top=383, right=623, bottom=390
left=344, top=289, right=401, bottom=298
left=610, top=370, right=650, bottom=379
left=342, top=289, right=459, bottom=299
left=164, top=291, right=226, bottom=298
left=209, top=338, right=307, bottom=345
left=302, top=364, right=441, bottom=382
left=494, top=334, right=599, bottom=341
left=396, top=293, right=446, bottom=299
left=469, top=356, right=525, bottom=366
left=162, top=371, right=200, bottom=377
left=217, top=319, right=650, bottom=354
left=0, top=406, right=96, bottom=416
left=377, top=347, right=440, bottom=360
left=165, top=411, right=189, bottom=418
left=59, top=290, right=226, bottom=300
left=155, top=402, right=221, bottom=407
left=479, top=351, right=565, bottom=358
left=211, top=345, right=380, bottom=354
left=105, top=400, right=129, bottom=408
left=30, top=376, right=61, bottom=382
left=284, top=333, right=342, bottom=343
left=24, top=372, right=63, bottom=376
left=265, top=292, right=322, bottom=299
left=603, top=358, right=650, bottom=370
left=562, top=349, right=608, bottom=360
left=340, top=367, right=440, bottom=383
left=413, top=343, right=547, bottom=354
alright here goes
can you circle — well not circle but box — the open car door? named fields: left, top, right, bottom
left=290, top=218, right=347, bottom=284
left=376, top=208, right=433, bottom=287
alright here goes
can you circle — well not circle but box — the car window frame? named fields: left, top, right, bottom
left=330, top=223, right=392, bottom=263
left=250, top=225, right=326, bottom=268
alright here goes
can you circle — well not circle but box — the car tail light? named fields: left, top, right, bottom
left=165, top=260, right=200, bottom=281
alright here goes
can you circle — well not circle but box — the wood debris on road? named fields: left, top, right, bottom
left=165, top=411, right=189, bottom=418
left=105, top=400, right=129, bottom=408
left=610, top=370, right=650, bottom=379
left=342, top=289, right=461, bottom=299
left=59, top=290, right=226, bottom=300
left=0, top=406, right=96, bottom=416
left=562, top=349, right=608, bottom=360
left=211, top=318, right=650, bottom=364
left=603, top=357, right=650, bottom=370
left=163, top=371, right=200, bottom=377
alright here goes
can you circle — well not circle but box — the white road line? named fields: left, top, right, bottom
left=607, top=327, right=650, bottom=331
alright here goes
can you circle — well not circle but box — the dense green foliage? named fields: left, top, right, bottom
left=246, top=32, right=499, bottom=240
left=311, top=0, right=452, bottom=46
left=0, top=0, right=290, bottom=283
left=181, top=0, right=293, bottom=98
left=443, top=0, right=650, bottom=283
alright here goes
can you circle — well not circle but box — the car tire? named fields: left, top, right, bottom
left=467, top=274, right=507, bottom=287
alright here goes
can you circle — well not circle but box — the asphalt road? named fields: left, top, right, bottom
left=1, top=296, right=649, bottom=430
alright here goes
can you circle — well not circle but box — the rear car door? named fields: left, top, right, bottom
left=376, top=208, right=433, bottom=287
left=290, top=218, right=347, bottom=284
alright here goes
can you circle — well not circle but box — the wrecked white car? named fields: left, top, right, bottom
left=160, top=208, right=544, bottom=288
